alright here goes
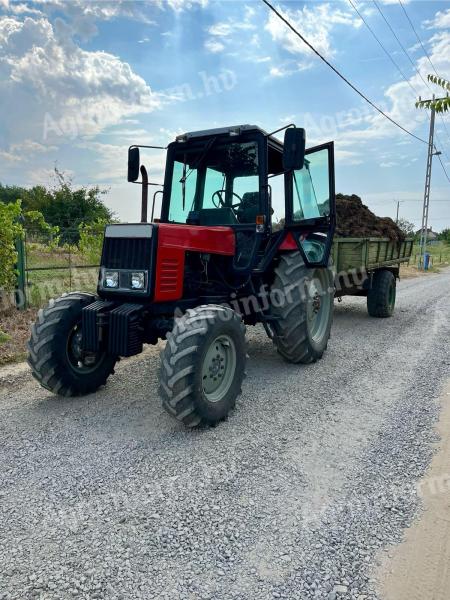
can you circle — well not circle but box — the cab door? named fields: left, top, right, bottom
left=285, top=142, right=336, bottom=268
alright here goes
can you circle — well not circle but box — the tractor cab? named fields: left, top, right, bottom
left=129, top=124, right=335, bottom=275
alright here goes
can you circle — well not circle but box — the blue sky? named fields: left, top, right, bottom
left=0, top=0, right=449, bottom=230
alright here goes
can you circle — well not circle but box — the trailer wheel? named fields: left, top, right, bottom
left=28, top=292, right=117, bottom=396
left=160, top=305, right=247, bottom=428
left=270, top=252, right=334, bottom=364
left=367, top=269, right=396, bottom=318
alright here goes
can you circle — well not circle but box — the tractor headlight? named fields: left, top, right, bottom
left=104, top=270, right=119, bottom=288
left=131, top=272, right=145, bottom=290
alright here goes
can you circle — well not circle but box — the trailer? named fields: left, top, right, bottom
left=332, top=237, right=414, bottom=317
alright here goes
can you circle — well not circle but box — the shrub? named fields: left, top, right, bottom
left=0, top=201, right=23, bottom=291
left=78, top=218, right=109, bottom=264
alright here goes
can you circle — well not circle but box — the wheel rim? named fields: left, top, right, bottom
left=306, top=270, right=331, bottom=344
left=66, top=323, right=103, bottom=374
left=201, top=334, right=237, bottom=403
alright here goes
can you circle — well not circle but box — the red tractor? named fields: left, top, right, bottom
left=29, top=125, right=336, bottom=427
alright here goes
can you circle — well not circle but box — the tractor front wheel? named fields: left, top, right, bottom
left=28, top=292, right=117, bottom=396
left=159, top=305, right=247, bottom=427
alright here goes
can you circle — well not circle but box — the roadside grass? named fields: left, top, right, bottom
left=410, top=242, right=450, bottom=272
left=0, top=308, right=36, bottom=365
left=0, top=329, right=11, bottom=345
left=27, top=268, right=98, bottom=307
left=25, top=241, right=99, bottom=307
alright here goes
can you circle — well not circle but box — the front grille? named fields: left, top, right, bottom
left=102, top=238, right=152, bottom=270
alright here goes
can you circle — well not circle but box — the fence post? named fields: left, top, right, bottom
left=15, top=235, right=27, bottom=310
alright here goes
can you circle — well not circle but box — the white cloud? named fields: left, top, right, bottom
left=204, top=38, right=225, bottom=53
left=332, top=27, right=450, bottom=150
left=207, top=20, right=255, bottom=37
left=1, top=2, right=43, bottom=16
left=204, top=10, right=257, bottom=55
left=0, top=15, right=161, bottom=152
left=78, top=141, right=166, bottom=183
left=378, top=0, right=411, bottom=4
left=10, top=139, right=57, bottom=154
left=0, top=1, right=158, bottom=43
left=269, top=66, right=287, bottom=78
left=425, top=9, right=450, bottom=30
left=0, top=150, right=21, bottom=162
left=29, top=166, right=74, bottom=185
left=165, top=0, right=208, bottom=12
left=265, top=2, right=361, bottom=60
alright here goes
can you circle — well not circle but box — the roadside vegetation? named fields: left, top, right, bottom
left=0, top=171, right=113, bottom=364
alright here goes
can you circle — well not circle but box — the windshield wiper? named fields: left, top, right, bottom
left=180, top=136, right=217, bottom=211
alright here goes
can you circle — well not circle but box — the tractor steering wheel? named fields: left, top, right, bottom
left=212, top=190, right=242, bottom=211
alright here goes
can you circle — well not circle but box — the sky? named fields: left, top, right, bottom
left=0, top=0, right=449, bottom=231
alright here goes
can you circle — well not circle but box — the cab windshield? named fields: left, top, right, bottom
left=167, top=140, right=260, bottom=226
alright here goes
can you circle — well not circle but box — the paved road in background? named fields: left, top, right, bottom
left=1, top=270, right=449, bottom=600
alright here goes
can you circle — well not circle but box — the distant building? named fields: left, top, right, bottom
left=415, top=227, right=439, bottom=244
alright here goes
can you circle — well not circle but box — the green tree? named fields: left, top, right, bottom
left=0, top=169, right=113, bottom=244
left=78, top=218, right=109, bottom=264
left=24, top=210, right=60, bottom=248
left=415, top=75, right=450, bottom=113
left=0, top=201, right=23, bottom=291
left=438, top=228, right=450, bottom=243
left=397, top=218, right=415, bottom=237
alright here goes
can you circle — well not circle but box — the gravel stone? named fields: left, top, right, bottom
left=0, top=270, right=449, bottom=599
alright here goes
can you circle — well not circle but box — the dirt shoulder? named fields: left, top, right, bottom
left=379, top=379, right=450, bottom=600
left=0, top=308, right=37, bottom=366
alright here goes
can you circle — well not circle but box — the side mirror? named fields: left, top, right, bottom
left=283, top=127, right=305, bottom=171
left=128, top=147, right=140, bottom=182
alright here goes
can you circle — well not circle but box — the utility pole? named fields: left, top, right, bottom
left=395, top=200, right=404, bottom=223
left=418, top=94, right=443, bottom=269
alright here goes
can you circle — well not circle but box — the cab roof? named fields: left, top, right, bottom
left=176, top=124, right=267, bottom=141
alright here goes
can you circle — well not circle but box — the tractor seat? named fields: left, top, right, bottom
left=236, top=192, right=260, bottom=224
left=194, top=208, right=238, bottom=226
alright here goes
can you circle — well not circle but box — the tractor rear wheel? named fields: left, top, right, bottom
left=159, top=305, right=247, bottom=427
left=270, top=252, right=334, bottom=364
left=28, top=292, right=117, bottom=396
left=367, top=269, right=396, bottom=318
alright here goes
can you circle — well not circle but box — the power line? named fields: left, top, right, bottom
left=373, top=0, right=432, bottom=93
left=396, top=0, right=450, bottom=151
left=372, top=0, right=450, bottom=163
left=349, top=0, right=450, bottom=171
left=437, top=153, right=450, bottom=184
left=261, top=0, right=429, bottom=145
left=397, top=0, right=439, bottom=78
left=370, top=198, right=450, bottom=204
left=347, top=0, right=419, bottom=97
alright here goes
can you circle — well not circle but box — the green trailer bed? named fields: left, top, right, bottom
left=331, top=237, right=414, bottom=317
left=332, top=237, right=413, bottom=273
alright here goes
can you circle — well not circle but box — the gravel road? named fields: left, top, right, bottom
left=1, top=269, right=449, bottom=600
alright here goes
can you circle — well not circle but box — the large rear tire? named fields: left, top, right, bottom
left=367, top=269, right=396, bottom=318
left=270, top=252, right=334, bottom=364
left=160, top=305, right=247, bottom=428
left=28, top=292, right=117, bottom=396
